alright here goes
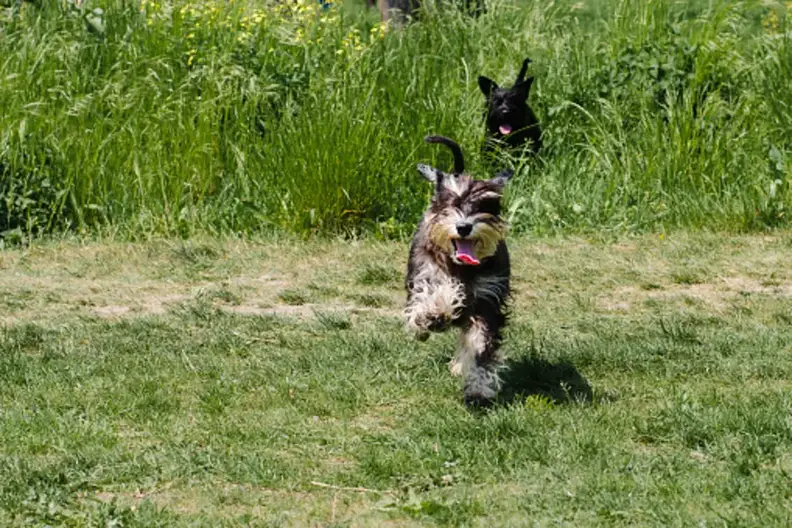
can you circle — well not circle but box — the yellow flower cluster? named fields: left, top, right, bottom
left=236, top=9, right=266, bottom=44
left=140, top=0, right=162, bottom=26
left=176, top=1, right=229, bottom=65
left=179, top=1, right=229, bottom=30
left=136, top=0, right=383, bottom=64
left=273, top=0, right=317, bottom=16
left=337, top=27, right=363, bottom=55
left=279, top=0, right=343, bottom=46
left=336, top=21, right=388, bottom=56
left=370, top=21, right=388, bottom=40
left=240, top=10, right=266, bottom=32
left=763, top=2, right=792, bottom=33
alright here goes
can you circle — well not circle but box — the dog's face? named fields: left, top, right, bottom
left=478, top=75, right=534, bottom=137
left=417, top=164, right=512, bottom=266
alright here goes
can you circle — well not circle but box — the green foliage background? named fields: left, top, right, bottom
left=1, top=0, right=791, bottom=240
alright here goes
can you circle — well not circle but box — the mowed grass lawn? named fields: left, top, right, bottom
left=2, top=233, right=792, bottom=526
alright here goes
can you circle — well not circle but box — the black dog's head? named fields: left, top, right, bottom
left=417, top=136, right=512, bottom=266
left=478, top=58, right=540, bottom=150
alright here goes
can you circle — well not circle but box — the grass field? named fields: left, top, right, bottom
left=3, top=0, right=792, bottom=524
left=2, top=0, right=791, bottom=239
left=2, top=233, right=792, bottom=525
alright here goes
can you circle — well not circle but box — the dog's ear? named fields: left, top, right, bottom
left=514, top=76, right=534, bottom=100
left=417, top=163, right=442, bottom=184
left=478, top=76, right=498, bottom=97
left=515, top=58, right=531, bottom=85
left=490, top=169, right=514, bottom=188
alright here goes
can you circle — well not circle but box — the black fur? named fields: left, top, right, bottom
left=479, top=58, right=542, bottom=155
left=425, top=135, right=465, bottom=174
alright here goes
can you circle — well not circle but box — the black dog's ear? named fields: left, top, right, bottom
left=417, top=164, right=442, bottom=184
left=478, top=76, right=498, bottom=97
left=514, top=76, right=534, bottom=99
left=490, top=169, right=514, bottom=187
left=515, top=58, right=532, bottom=85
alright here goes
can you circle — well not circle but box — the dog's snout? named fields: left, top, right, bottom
left=456, top=222, right=473, bottom=237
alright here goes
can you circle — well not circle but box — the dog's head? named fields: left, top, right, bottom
left=418, top=136, right=512, bottom=266
left=478, top=58, right=535, bottom=137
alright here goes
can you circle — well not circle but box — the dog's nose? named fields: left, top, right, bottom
left=456, top=222, right=473, bottom=237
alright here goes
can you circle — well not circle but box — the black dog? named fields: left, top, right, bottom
left=478, top=58, right=542, bottom=155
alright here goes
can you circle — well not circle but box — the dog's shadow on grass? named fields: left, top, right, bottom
left=498, top=355, right=593, bottom=405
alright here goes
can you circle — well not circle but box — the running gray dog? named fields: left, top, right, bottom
left=405, top=135, right=512, bottom=407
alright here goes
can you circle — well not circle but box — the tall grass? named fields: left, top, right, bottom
left=1, top=0, right=790, bottom=240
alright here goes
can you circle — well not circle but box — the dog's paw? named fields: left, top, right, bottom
left=404, top=313, right=449, bottom=339
left=449, top=358, right=464, bottom=377
left=463, top=392, right=494, bottom=409
left=415, top=330, right=430, bottom=342
left=463, top=370, right=500, bottom=409
left=426, top=314, right=451, bottom=332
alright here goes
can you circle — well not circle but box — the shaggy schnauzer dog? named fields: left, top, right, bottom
left=405, top=135, right=512, bottom=407
left=479, top=58, right=542, bottom=155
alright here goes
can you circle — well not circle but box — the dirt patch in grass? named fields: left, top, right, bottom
left=93, top=483, right=308, bottom=516
left=91, top=482, right=399, bottom=525
left=2, top=233, right=791, bottom=327
left=597, top=277, right=792, bottom=313
left=0, top=240, right=405, bottom=325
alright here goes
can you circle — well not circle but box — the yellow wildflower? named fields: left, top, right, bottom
left=370, top=22, right=387, bottom=39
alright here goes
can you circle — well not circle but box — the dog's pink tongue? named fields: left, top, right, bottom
left=499, top=124, right=513, bottom=135
left=455, top=240, right=480, bottom=266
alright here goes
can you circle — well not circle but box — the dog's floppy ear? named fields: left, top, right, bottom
left=478, top=76, right=498, bottom=97
left=417, top=163, right=442, bottom=184
left=490, top=169, right=513, bottom=187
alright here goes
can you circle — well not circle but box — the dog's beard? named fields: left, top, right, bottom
left=469, top=220, right=507, bottom=261
left=427, top=214, right=507, bottom=265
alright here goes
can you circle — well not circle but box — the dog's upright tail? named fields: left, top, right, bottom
left=425, top=135, right=464, bottom=174
left=515, top=58, right=532, bottom=85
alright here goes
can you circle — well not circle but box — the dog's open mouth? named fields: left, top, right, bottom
left=453, top=239, right=480, bottom=266
left=499, top=124, right=513, bottom=135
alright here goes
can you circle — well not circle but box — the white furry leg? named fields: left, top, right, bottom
left=450, top=324, right=479, bottom=377
left=459, top=316, right=503, bottom=406
left=404, top=274, right=465, bottom=337
left=449, top=354, right=464, bottom=377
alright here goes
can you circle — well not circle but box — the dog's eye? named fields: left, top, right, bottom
left=476, top=199, right=501, bottom=216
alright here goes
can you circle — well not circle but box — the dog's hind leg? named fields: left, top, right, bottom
left=458, top=315, right=504, bottom=407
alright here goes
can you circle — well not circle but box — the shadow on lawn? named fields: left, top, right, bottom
left=498, top=355, right=593, bottom=405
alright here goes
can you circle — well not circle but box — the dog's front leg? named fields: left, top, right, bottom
left=404, top=275, right=465, bottom=339
left=456, top=316, right=503, bottom=406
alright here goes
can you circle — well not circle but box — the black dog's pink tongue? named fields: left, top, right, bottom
left=455, top=240, right=480, bottom=266
left=499, top=124, right=513, bottom=135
